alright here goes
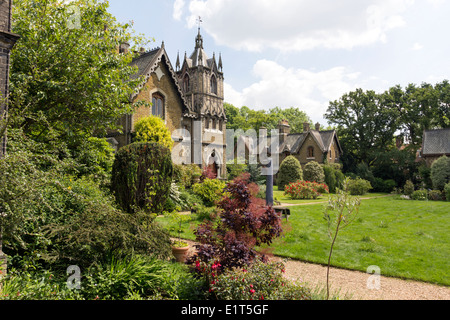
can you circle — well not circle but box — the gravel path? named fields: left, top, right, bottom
left=182, top=239, right=450, bottom=300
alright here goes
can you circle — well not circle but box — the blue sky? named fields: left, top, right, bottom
left=107, top=0, right=450, bottom=125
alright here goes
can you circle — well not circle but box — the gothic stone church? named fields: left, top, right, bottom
left=109, top=29, right=227, bottom=178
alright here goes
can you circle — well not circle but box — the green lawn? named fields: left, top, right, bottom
left=157, top=196, right=450, bottom=286
left=273, top=185, right=388, bottom=205
left=271, top=196, right=450, bottom=286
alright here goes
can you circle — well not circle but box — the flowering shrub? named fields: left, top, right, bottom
left=284, top=181, right=329, bottom=200
left=198, top=259, right=311, bottom=300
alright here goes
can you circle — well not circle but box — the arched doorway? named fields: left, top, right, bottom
left=207, top=151, right=219, bottom=178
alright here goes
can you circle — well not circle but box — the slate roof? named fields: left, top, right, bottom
left=279, top=130, right=342, bottom=155
left=422, top=128, right=450, bottom=156
left=128, top=45, right=196, bottom=118
left=236, top=129, right=343, bottom=156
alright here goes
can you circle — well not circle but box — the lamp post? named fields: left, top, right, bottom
left=265, top=158, right=274, bottom=207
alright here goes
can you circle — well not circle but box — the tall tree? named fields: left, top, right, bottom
left=268, top=107, right=312, bottom=133
left=9, top=0, right=151, bottom=146
left=325, top=89, right=399, bottom=169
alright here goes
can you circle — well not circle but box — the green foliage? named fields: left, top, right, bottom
left=0, top=269, right=80, bottom=300
left=173, top=164, right=202, bottom=189
left=372, top=178, right=396, bottom=193
left=277, top=156, right=303, bottom=191
left=403, top=180, right=415, bottom=196
left=427, top=190, right=444, bottom=201
left=444, top=183, right=450, bottom=201
left=10, top=0, right=151, bottom=145
left=192, top=178, right=226, bottom=207
left=224, top=103, right=312, bottom=134
left=430, top=156, right=450, bottom=191
left=72, top=137, right=115, bottom=187
left=347, top=178, right=372, bottom=195
left=80, top=254, right=183, bottom=300
left=325, top=82, right=450, bottom=171
left=303, top=161, right=325, bottom=183
left=226, top=163, right=247, bottom=181
left=411, top=189, right=428, bottom=201
left=133, top=115, right=174, bottom=150
left=111, top=142, right=174, bottom=214
left=207, top=260, right=311, bottom=300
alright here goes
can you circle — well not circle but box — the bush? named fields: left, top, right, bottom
left=111, top=142, right=173, bottom=214
left=431, top=156, right=450, bottom=191
left=133, top=115, right=174, bottom=150
left=403, top=180, right=415, bottom=196
left=347, top=178, right=372, bottom=195
left=192, top=178, right=226, bottom=207
left=174, top=164, right=202, bottom=189
left=284, top=181, right=329, bottom=200
left=277, top=156, right=303, bottom=191
left=428, top=190, right=444, bottom=201
left=200, top=259, right=311, bottom=300
left=303, top=161, right=325, bottom=183
left=411, top=189, right=428, bottom=201
left=323, top=165, right=337, bottom=193
left=445, top=183, right=450, bottom=201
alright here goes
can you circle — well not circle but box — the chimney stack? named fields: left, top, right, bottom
left=315, top=123, right=320, bottom=131
left=119, top=42, right=130, bottom=54
left=303, top=122, right=310, bottom=132
left=278, top=120, right=291, bottom=144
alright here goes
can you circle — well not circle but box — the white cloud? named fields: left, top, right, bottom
left=173, top=0, right=185, bottom=21
left=412, top=42, right=423, bottom=50
left=178, top=0, right=414, bottom=52
left=224, top=60, right=362, bottom=123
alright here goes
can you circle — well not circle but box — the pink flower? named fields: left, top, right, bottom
left=250, top=289, right=255, bottom=294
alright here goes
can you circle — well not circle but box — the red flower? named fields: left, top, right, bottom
left=250, top=289, right=256, bottom=294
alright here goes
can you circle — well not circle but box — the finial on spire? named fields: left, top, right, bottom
left=218, top=52, right=223, bottom=71
left=196, top=16, right=203, bottom=31
left=176, top=51, right=180, bottom=71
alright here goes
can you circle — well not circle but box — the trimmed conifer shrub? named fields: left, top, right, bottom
left=111, top=142, right=174, bottom=214
left=431, top=156, right=450, bottom=191
left=303, top=161, right=325, bottom=183
left=277, top=156, right=303, bottom=191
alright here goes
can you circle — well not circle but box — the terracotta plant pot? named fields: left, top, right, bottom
left=171, top=244, right=190, bottom=263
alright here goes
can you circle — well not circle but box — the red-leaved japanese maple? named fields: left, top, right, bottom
left=189, top=173, right=283, bottom=270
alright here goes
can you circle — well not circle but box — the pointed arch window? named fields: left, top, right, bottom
left=183, top=73, right=190, bottom=92
left=307, top=146, right=315, bottom=158
left=152, top=93, right=164, bottom=118
left=210, top=75, right=217, bottom=95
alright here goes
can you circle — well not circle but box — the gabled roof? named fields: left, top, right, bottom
left=279, top=130, right=343, bottom=155
left=422, top=128, right=450, bottom=156
left=129, top=44, right=197, bottom=118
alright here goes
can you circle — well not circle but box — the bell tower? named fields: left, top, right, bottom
left=176, top=22, right=227, bottom=178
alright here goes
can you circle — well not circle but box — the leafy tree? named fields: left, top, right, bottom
left=325, top=89, right=399, bottom=169
left=268, top=107, right=313, bottom=133
left=9, top=0, right=151, bottom=147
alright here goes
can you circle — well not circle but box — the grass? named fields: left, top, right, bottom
left=156, top=195, right=450, bottom=286
left=272, top=185, right=388, bottom=204
left=270, top=196, right=450, bottom=286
